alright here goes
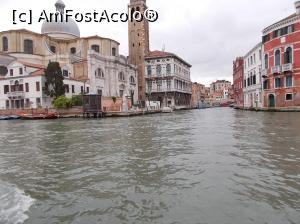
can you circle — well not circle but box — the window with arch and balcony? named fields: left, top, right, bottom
left=274, top=49, right=281, bottom=66
left=95, top=68, right=104, bottom=78
left=2, top=36, right=8, bottom=51
left=24, top=39, right=33, bottom=54
left=284, top=47, right=293, bottom=64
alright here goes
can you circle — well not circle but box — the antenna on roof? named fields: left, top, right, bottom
left=162, top=44, right=165, bottom=52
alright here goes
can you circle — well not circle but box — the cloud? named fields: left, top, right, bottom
left=0, top=0, right=296, bottom=85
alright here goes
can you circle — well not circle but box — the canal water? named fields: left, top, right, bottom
left=0, top=108, right=299, bottom=224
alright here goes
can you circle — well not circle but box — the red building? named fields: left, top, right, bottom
left=261, top=1, right=300, bottom=109
left=233, top=57, right=244, bottom=108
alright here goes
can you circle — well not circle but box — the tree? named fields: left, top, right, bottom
left=71, top=95, right=83, bottom=106
left=53, top=96, right=72, bottom=109
left=44, top=61, right=65, bottom=98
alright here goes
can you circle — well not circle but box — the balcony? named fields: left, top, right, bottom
left=271, top=65, right=282, bottom=74
left=282, top=63, right=293, bottom=72
left=7, top=91, right=25, bottom=98
left=261, top=69, right=268, bottom=78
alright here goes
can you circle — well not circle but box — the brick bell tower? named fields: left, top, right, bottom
left=128, top=0, right=150, bottom=104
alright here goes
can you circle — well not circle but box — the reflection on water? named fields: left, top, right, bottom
left=0, top=108, right=299, bottom=224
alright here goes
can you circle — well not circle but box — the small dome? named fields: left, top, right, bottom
left=41, top=1, right=80, bottom=39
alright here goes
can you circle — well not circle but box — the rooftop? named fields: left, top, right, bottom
left=145, top=50, right=192, bottom=67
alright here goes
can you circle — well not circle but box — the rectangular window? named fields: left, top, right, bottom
left=262, top=34, right=270, bottom=43
left=4, top=85, right=9, bottom=94
left=253, top=75, right=256, bottom=85
left=10, top=69, right=13, bottom=76
left=286, top=93, right=293, bottom=101
left=263, top=80, right=269, bottom=90
left=63, top=70, right=68, bottom=77
left=25, top=99, right=30, bottom=108
left=81, top=86, right=83, bottom=93
left=281, top=26, right=288, bottom=36
left=19, top=68, right=23, bottom=75
left=275, top=78, right=281, bottom=88
left=167, top=80, right=171, bottom=90
left=72, top=85, right=75, bottom=93
left=97, top=89, right=102, bottom=95
left=286, top=75, right=293, bottom=87
left=112, top=47, right=116, bottom=56
left=36, top=82, right=40, bottom=91
left=287, top=25, right=294, bottom=34
left=86, top=87, right=89, bottom=93
left=6, top=100, right=9, bottom=109
left=36, top=98, right=41, bottom=107
left=119, top=89, right=124, bottom=97
left=25, top=83, right=29, bottom=92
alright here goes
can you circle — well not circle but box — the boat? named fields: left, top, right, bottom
left=20, top=113, right=58, bottom=120
left=0, top=115, right=21, bottom=120
left=0, top=116, right=10, bottom=120
left=162, top=107, right=173, bottom=113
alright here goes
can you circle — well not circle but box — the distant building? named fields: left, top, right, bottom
left=233, top=58, right=244, bottom=108
left=261, top=1, right=300, bottom=109
left=145, top=50, right=192, bottom=109
left=191, top=82, right=206, bottom=108
left=243, top=43, right=263, bottom=109
left=209, top=80, right=232, bottom=106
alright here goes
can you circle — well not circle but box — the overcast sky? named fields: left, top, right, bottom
left=0, top=0, right=296, bottom=85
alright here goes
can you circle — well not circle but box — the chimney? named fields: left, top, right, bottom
left=295, top=1, right=300, bottom=14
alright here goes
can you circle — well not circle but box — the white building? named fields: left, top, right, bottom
left=145, top=50, right=192, bottom=109
left=0, top=56, right=89, bottom=109
left=243, top=43, right=263, bottom=109
left=0, top=0, right=138, bottom=109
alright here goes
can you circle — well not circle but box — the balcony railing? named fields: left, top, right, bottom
left=271, top=65, right=282, bottom=74
left=7, top=91, right=25, bottom=98
left=282, top=63, right=293, bottom=72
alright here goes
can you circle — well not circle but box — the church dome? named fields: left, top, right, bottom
left=41, top=0, right=80, bottom=39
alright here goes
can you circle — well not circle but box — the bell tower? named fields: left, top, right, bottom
left=128, top=0, right=150, bottom=104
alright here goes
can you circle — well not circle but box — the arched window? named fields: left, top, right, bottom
left=95, top=68, right=104, bottom=78
left=91, top=45, right=100, bottom=53
left=156, top=65, right=161, bottom=76
left=166, top=64, right=171, bottom=75
left=118, top=72, right=125, bottom=81
left=147, top=65, right=152, bottom=76
left=70, top=47, right=76, bottom=54
left=264, top=54, right=269, bottom=69
left=130, top=76, right=135, bottom=84
left=2, top=36, right=8, bottom=51
left=285, top=47, right=292, bottom=64
left=50, top=46, right=56, bottom=53
left=24, top=39, right=33, bottom=54
left=275, top=49, right=281, bottom=66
